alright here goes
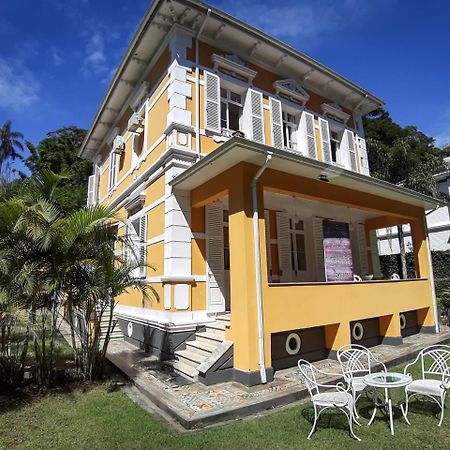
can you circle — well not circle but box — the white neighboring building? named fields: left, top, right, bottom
left=378, top=158, right=450, bottom=255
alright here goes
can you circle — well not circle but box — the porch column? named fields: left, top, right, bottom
left=325, top=322, right=351, bottom=358
left=410, top=217, right=438, bottom=331
left=379, top=314, right=402, bottom=345
left=227, top=164, right=272, bottom=384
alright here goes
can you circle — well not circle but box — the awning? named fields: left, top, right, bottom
left=170, top=137, right=446, bottom=211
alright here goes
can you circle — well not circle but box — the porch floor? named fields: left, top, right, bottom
left=106, top=327, right=450, bottom=429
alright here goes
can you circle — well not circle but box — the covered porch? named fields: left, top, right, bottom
left=172, top=137, right=442, bottom=384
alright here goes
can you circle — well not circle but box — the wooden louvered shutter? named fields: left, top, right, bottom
left=346, top=130, right=358, bottom=171
left=269, top=97, right=283, bottom=149
left=312, top=217, right=325, bottom=281
left=138, top=214, right=147, bottom=278
left=300, top=111, right=317, bottom=158
left=276, top=212, right=293, bottom=282
left=358, top=137, right=370, bottom=175
left=108, top=152, right=117, bottom=190
left=245, top=89, right=264, bottom=143
left=87, top=175, right=95, bottom=206
left=264, top=210, right=272, bottom=280
left=206, top=202, right=225, bottom=313
left=204, top=71, right=221, bottom=133
left=319, top=118, right=332, bottom=163
left=356, top=223, right=369, bottom=275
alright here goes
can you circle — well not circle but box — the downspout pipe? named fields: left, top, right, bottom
left=424, top=206, right=440, bottom=333
left=252, top=153, right=272, bottom=384
left=195, top=8, right=211, bottom=157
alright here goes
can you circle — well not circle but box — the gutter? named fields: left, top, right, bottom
left=251, top=152, right=272, bottom=384
left=195, top=8, right=211, bottom=157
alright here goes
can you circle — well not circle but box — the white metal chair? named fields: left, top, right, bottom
left=353, top=274, right=362, bottom=282
left=337, top=344, right=387, bottom=417
left=298, top=359, right=361, bottom=441
left=403, top=344, right=450, bottom=426
left=391, top=273, right=400, bottom=280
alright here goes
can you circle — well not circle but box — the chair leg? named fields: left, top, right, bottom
left=438, top=393, right=446, bottom=427
left=307, top=405, right=319, bottom=440
left=346, top=408, right=362, bottom=442
left=401, top=390, right=411, bottom=425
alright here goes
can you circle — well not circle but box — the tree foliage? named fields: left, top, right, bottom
left=0, top=120, right=24, bottom=173
left=363, top=108, right=447, bottom=198
left=22, top=127, right=92, bottom=213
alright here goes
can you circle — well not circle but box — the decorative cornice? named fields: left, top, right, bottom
left=321, top=102, right=350, bottom=123
left=274, top=78, right=310, bottom=104
left=124, top=193, right=146, bottom=212
left=212, top=53, right=257, bottom=82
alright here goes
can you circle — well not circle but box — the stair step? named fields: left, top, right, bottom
left=168, top=360, right=198, bottom=380
left=186, top=340, right=216, bottom=355
left=196, top=330, right=224, bottom=344
left=216, top=315, right=231, bottom=323
left=175, top=348, right=206, bottom=365
left=205, top=321, right=226, bottom=332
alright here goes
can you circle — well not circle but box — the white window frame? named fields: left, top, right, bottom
left=288, top=216, right=309, bottom=277
left=220, top=86, right=244, bottom=134
left=282, top=111, right=299, bottom=151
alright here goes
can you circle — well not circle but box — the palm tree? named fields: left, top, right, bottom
left=0, top=120, right=24, bottom=172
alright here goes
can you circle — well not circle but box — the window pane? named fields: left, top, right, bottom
left=297, top=252, right=307, bottom=271
left=220, top=88, right=227, bottom=99
left=296, top=233, right=305, bottom=252
left=221, top=102, right=227, bottom=129
left=230, top=92, right=241, bottom=103
left=295, top=220, right=304, bottom=231
left=228, top=103, right=241, bottom=131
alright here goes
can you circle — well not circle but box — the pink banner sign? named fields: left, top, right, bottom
left=323, top=220, right=353, bottom=282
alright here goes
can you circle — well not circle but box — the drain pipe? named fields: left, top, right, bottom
left=195, top=8, right=211, bottom=157
left=424, top=207, right=440, bottom=333
left=252, top=153, right=272, bottom=384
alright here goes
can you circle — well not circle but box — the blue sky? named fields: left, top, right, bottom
left=1, top=0, right=450, bottom=173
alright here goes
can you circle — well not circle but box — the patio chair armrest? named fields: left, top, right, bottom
left=403, top=354, right=421, bottom=375
left=441, top=367, right=450, bottom=389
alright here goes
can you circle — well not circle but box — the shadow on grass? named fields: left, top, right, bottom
left=301, top=405, right=355, bottom=434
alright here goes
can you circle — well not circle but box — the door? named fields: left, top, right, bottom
left=206, top=202, right=226, bottom=313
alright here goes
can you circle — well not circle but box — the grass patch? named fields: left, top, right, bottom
left=1, top=362, right=450, bottom=449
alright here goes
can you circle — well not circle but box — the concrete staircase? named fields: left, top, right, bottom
left=99, top=308, right=123, bottom=343
left=167, top=314, right=231, bottom=381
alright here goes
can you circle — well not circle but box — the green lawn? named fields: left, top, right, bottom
left=1, top=363, right=450, bottom=450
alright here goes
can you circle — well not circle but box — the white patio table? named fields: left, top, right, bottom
left=363, top=372, right=412, bottom=435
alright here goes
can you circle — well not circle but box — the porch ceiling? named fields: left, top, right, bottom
left=171, top=138, right=445, bottom=211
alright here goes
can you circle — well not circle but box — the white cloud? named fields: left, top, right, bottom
left=50, top=47, right=64, bottom=66
left=0, top=58, right=40, bottom=111
left=212, top=0, right=393, bottom=41
left=81, top=32, right=108, bottom=76
left=434, top=129, right=450, bottom=148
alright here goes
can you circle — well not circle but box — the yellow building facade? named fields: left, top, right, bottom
left=81, top=0, right=442, bottom=385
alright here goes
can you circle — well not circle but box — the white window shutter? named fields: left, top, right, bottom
left=312, top=217, right=325, bottom=281
left=356, top=223, right=369, bottom=275
left=358, top=137, right=370, bottom=175
left=123, top=224, right=130, bottom=263
left=206, top=202, right=225, bottom=279
left=87, top=175, right=95, bottom=206
left=319, top=118, right=332, bottom=163
left=245, top=89, right=265, bottom=144
left=264, top=210, right=272, bottom=280
left=276, top=211, right=293, bottom=282
left=346, top=130, right=358, bottom=171
left=204, top=71, right=221, bottom=133
left=138, top=214, right=147, bottom=278
left=299, top=111, right=317, bottom=158
left=269, top=97, right=283, bottom=149
left=108, top=152, right=117, bottom=191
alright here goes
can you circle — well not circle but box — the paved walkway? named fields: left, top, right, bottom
left=106, top=328, right=450, bottom=429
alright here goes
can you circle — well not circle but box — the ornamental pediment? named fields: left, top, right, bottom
left=212, top=53, right=257, bottom=82
left=273, top=78, right=310, bottom=104
left=321, top=102, right=350, bottom=123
